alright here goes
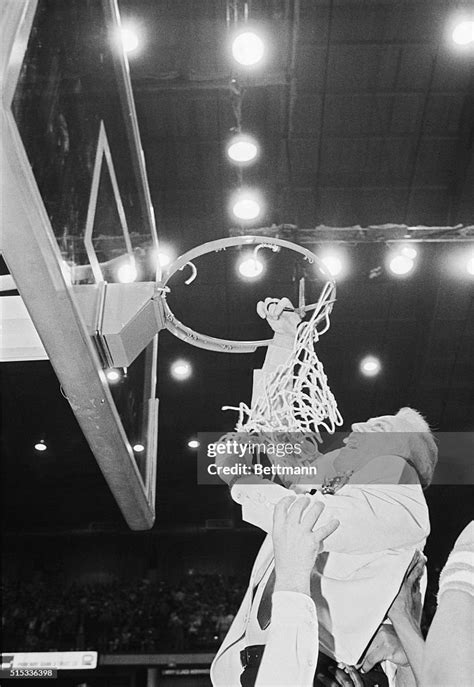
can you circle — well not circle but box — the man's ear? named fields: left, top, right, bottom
left=399, top=459, right=419, bottom=485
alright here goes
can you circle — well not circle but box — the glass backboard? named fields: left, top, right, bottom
left=1, top=0, right=159, bottom=529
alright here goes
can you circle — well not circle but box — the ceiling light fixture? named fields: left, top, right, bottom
left=238, top=256, right=264, bottom=279
left=227, top=134, right=259, bottom=164
left=360, top=356, right=381, bottom=377
left=171, top=360, right=192, bottom=380
left=400, top=245, right=418, bottom=260
left=117, top=259, right=137, bottom=283
left=452, top=20, right=474, bottom=46
left=158, top=252, right=172, bottom=267
left=389, top=255, right=415, bottom=275
left=388, top=245, right=418, bottom=276
left=232, top=31, right=265, bottom=66
left=320, top=253, right=344, bottom=278
left=231, top=191, right=262, bottom=221
left=106, top=369, right=122, bottom=382
left=121, top=27, right=139, bottom=53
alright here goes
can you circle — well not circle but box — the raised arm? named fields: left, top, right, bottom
left=251, top=297, right=300, bottom=409
left=232, top=457, right=429, bottom=555
left=385, top=551, right=427, bottom=686
left=255, top=495, right=339, bottom=687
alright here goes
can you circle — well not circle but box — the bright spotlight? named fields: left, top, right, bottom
left=232, top=31, right=265, bottom=66
left=34, top=440, right=47, bottom=452
left=233, top=198, right=261, bottom=220
left=158, top=252, right=172, bottom=267
left=117, top=260, right=137, bottom=283
left=232, top=191, right=262, bottom=221
left=121, top=27, right=139, bottom=53
left=452, top=20, right=474, bottom=46
left=360, top=356, right=381, bottom=377
left=154, top=245, right=175, bottom=270
left=400, top=245, right=418, bottom=260
left=238, top=257, right=264, bottom=279
left=467, top=255, right=474, bottom=276
left=188, top=439, right=200, bottom=449
left=227, top=135, right=259, bottom=164
left=389, top=254, right=415, bottom=276
left=320, top=253, right=343, bottom=277
left=106, top=368, right=122, bottom=382
left=171, top=360, right=192, bottom=380
left=133, top=443, right=145, bottom=453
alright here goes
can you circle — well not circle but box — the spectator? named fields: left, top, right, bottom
left=168, top=611, right=185, bottom=651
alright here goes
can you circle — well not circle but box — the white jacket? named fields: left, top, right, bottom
left=211, top=461, right=429, bottom=687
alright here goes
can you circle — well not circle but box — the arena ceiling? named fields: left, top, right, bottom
left=2, top=0, right=473, bottom=533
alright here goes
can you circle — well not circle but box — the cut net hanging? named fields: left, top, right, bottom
left=223, top=282, right=343, bottom=438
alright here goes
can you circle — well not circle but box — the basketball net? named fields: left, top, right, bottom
left=223, top=282, right=343, bottom=439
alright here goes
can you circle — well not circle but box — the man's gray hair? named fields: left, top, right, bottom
left=395, top=407, right=437, bottom=487
left=395, top=407, right=431, bottom=433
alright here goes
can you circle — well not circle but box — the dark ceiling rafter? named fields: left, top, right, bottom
left=282, top=0, right=300, bottom=223
left=229, top=223, right=474, bottom=243
left=312, top=0, right=333, bottom=224
left=447, top=72, right=474, bottom=225
left=134, top=73, right=288, bottom=93
left=274, top=184, right=455, bottom=190
left=133, top=79, right=471, bottom=96
left=403, top=42, right=441, bottom=224
left=438, top=295, right=473, bottom=427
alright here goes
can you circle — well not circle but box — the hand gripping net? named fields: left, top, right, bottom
left=224, top=282, right=343, bottom=438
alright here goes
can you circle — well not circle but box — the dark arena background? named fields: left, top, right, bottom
left=1, top=1, right=473, bottom=686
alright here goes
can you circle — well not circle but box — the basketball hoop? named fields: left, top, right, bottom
left=157, top=235, right=335, bottom=352
left=158, top=235, right=343, bottom=435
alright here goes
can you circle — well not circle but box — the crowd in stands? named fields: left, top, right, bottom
left=2, top=567, right=441, bottom=655
left=2, top=573, right=246, bottom=653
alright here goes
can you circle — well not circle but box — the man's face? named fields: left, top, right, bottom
left=341, top=415, right=399, bottom=450
left=335, top=415, right=400, bottom=472
left=350, top=414, right=398, bottom=434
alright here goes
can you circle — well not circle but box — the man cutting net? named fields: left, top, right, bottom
left=211, top=298, right=438, bottom=687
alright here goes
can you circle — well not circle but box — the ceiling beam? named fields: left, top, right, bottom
left=313, top=0, right=333, bottom=221
left=446, top=76, right=474, bottom=224
left=133, top=79, right=470, bottom=98
left=138, top=134, right=459, bottom=143
left=282, top=0, right=300, bottom=223
left=133, top=73, right=288, bottom=93
left=403, top=42, right=440, bottom=224
left=229, top=223, right=474, bottom=243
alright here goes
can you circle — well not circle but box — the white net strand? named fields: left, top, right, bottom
left=223, top=282, right=343, bottom=435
